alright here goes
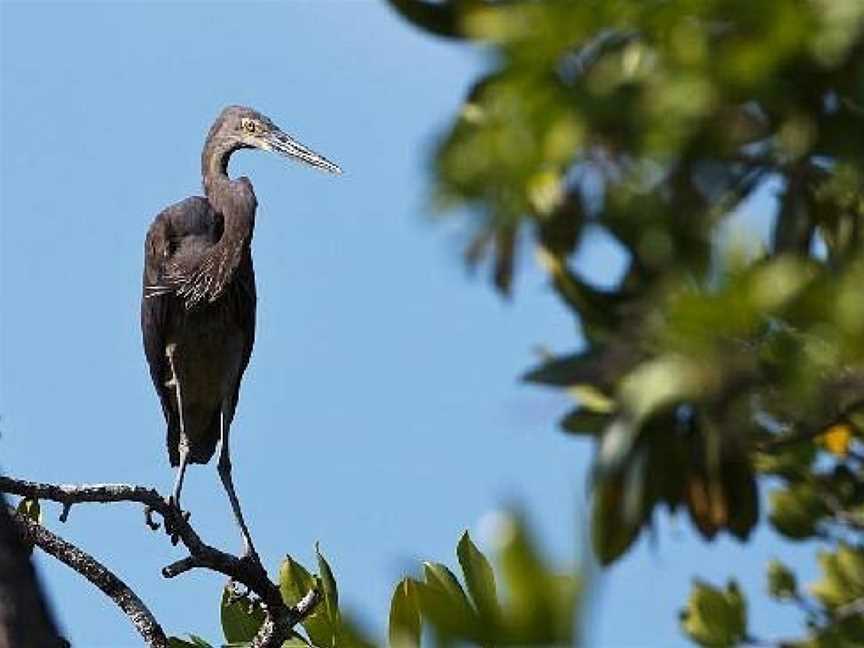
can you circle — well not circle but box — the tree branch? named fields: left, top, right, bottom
left=11, top=511, right=168, bottom=648
left=0, top=476, right=319, bottom=648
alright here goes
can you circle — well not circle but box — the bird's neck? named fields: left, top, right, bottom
left=201, top=139, right=256, bottom=244
left=202, top=137, right=235, bottom=199
left=191, top=138, right=256, bottom=305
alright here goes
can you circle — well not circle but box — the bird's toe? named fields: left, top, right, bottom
left=143, top=505, right=161, bottom=531
left=239, top=548, right=262, bottom=569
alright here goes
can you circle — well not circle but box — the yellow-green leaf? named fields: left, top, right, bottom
left=456, top=531, right=499, bottom=626
left=389, top=578, right=421, bottom=648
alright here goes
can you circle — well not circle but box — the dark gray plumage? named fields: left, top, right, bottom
left=141, top=105, right=340, bottom=557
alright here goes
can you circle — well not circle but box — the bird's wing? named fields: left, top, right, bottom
left=141, top=198, right=217, bottom=448
left=236, top=254, right=257, bottom=395
left=141, top=225, right=175, bottom=443
left=142, top=197, right=220, bottom=299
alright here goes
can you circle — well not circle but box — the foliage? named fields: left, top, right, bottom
left=20, top=1, right=864, bottom=645
left=168, top=545, right=374, bottom=648
left=168, top=517, right=578, bottom=648
left=679, top=580, right=746, bottom=648
left=387, top=519, right=580, bottom=648
left=387, top=0, right=864, bottom=644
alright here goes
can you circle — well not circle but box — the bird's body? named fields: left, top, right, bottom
left=140, top=106, right=340, bottom=557
left=142, top=195, right=256, bottom=466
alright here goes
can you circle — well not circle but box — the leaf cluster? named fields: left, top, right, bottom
left=387, top=0, right=864, bottom=645
left=169, top=546, right=372, bottom=648
left=388, top=520, right=579, bottom=648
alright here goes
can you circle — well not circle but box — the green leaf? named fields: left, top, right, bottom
left=419, top=561, right=479, bottom=638
left=168, top=636, right=213, bottom=648
left=680, top=580, right=747, bottom=647
left=384, top=0, right=467, bottom=40
left=423, top=562, right=474, bottom=616
left=724, top=582, right=746, bottom=642
left=17, top=497, right=40, bottom=523
left=560, top=408, right=611, bottom=436
left=768, top=484, right=827, bottom=540
left=188, top=638, right=213, bottom=648
left=16, top=497, right=41, bottom=556
left=220, top=584, right=265, bottom=644
left=316, top=544, right=340, bottom=626
left=498, top=515, right=576, bottom=643
left=281, top=640, right=311, bottom=648
left=523, top=351, right=598, bottom=386
left=753, top=442, right=816, bottom=478
left=591, top=473, right=641, bottom=565
left=766, top=560, right=798, bottom=600
left=279, top=556, right=316, bottom=606
left=414, top=579, right=475, bottom=639
left=810, top=544, right=864, bottom=608
left=456, top=531, right=500, bottom=625
left=168, top=639, right=197, bottom=648
left=335, top=614, right=377, bottom=648
left=279, top=555, right=331, bottom=648
left=389, top=578, right=421, bottom=648
left=618, top=355, right=706, bottom=423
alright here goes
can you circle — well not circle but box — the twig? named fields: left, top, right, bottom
left=755, top=398, right=864, bottom=452
left=0, top=476, right=319, bottom=648
left=11, top=511, right=168, bottom=648
left=756, top=423, right=828, bottom=452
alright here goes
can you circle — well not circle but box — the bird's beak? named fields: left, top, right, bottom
left=262, top=129, right=342, bottom=175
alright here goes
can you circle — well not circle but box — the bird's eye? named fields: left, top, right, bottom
left=243, top=119, right=257, bottom=134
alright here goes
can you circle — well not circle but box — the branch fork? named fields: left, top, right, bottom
left=0, top=475, right=317, bottom=648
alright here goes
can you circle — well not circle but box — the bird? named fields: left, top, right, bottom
left=141, top=105, right=341, bottom=559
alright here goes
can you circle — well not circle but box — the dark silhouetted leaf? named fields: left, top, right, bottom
left=384, top=0, right=469, bottom=39
left=766, top=560, right=797, bottom=600
left=560, top=409, right=611, bottom=436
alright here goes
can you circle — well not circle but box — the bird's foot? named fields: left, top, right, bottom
left=239, top=544, right=263, bottom=570
left=164, top=496, right=191, bottom=546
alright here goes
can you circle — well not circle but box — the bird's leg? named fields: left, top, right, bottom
left=162, top=446, right=191, bottom=545
left=165, top=347, right=191, bottom=543
left=172, top=444, right=190, bottom=509
left=217, top=410, right=258, bottom=562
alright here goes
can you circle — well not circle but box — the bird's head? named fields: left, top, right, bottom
left=210, top=105, right=341, bottom=175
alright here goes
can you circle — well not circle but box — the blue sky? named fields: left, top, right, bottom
left=1, top=3, right=817, bottom=647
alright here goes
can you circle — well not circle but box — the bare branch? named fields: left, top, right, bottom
left=0, top=475, right=320, bottom=648
left=11, top=511, right=168, bottom=648
left=162, top=555, right=201, bottom=578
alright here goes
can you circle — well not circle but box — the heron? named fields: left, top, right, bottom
left=141, top=106, right=340, bottom=559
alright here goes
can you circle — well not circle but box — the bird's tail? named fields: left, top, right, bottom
left=167, top=409, right=221, bottom=466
